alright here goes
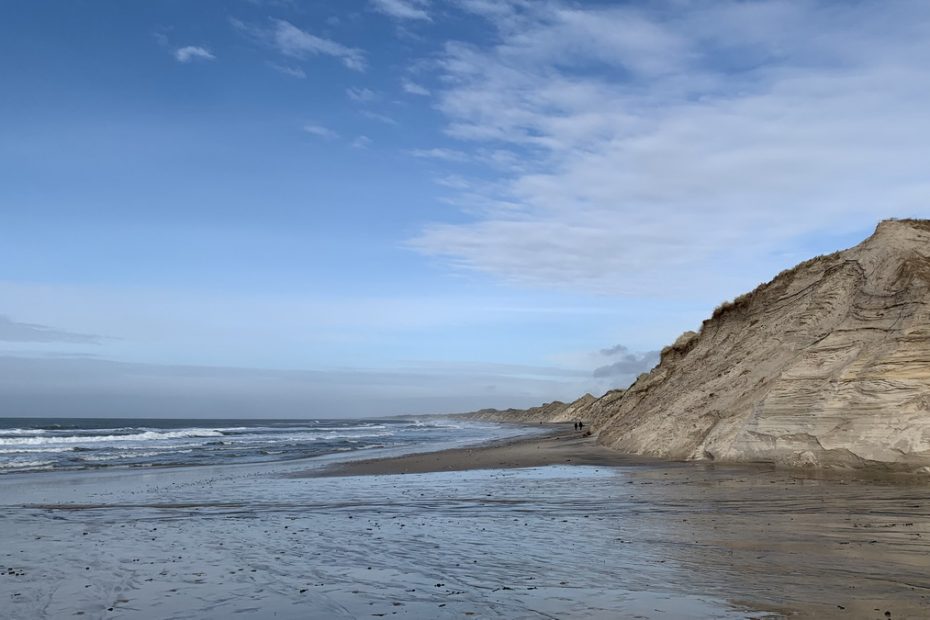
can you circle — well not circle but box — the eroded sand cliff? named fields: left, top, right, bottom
left=469, top=219, right=930, bottom=470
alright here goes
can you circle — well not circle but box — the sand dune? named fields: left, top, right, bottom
left=470, top=219, right=930, bottom=472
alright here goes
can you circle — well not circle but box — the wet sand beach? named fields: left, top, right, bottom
left=309, top=425, right=632, bottom=476
left=2, top=426, right=930, bottom=619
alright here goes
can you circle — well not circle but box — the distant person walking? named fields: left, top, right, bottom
left=573, top=422, right=578, bottom=430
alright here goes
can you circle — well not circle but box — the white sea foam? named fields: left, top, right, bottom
left=312, top=431, right=394, bottom=441
left=77, top=450, right=179, bottom=462
left=261, top=425, right=388, bottom=432
left=0, top=417, right=519, bottom=474
left=0, top=428, right=48, bottom=436
left=194, top=430, right=397, bottom=443
left=0, top=460, right=55, bottom=470
left=0, top=447, right=74, bottom=454
left=0, top=429, right=225, bottom=446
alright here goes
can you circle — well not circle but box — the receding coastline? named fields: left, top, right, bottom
left=460, top=220, right=930, bottom=475
left=7, top=220, right=930, bottom=618
left=306, top=425, right=638, bottom=477
left=313, top=421, right=928, bottom=484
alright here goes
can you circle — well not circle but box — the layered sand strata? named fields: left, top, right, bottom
left=469, top=220, right=930, bottom=471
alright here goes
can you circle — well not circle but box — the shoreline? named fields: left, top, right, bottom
left=308, top=421, right=930, bottom=484
left=5, top=424, right=930, bottom=618
left=304, top=423, right=660, bottom=477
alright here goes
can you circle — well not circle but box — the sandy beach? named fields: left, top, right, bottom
left=3, top=425, right=930, bottom=619
left=310, top=425, right=635, bottom=476
left=311, top=425, right=930, bottom=619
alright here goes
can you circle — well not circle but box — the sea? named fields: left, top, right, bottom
left=0, top=417, right=531, bottom=474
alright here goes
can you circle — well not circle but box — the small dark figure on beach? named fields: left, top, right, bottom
left=573, top=422, right=578, bottom=430
left=578, top=422, right=584, bottom=430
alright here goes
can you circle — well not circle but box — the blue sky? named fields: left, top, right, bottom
left=2, top=0, right=929, bottom=417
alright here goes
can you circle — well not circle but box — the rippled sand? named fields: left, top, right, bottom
left=1, top=437, right=929, bottom=619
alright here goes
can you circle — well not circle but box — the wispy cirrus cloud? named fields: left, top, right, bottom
left=409, top=1, right=930, bottom=298
left=268, top=62, right=306, bottom=79
left=401, top=79, right=430, bottom=96
left=303, top=124, right=338, bottom=139
left=361, top=110, right=398, bottom=125
left=408, top=147, right=469, bottom=162
left=371, top=0, right=430, bottom=21
left=174, top=45, right=215, bottom=63
left=346, top=87, right=378, bottom=103
left=233, top=18, right=366, bottom=71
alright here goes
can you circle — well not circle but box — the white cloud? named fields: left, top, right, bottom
left=268, top=62, right=306, bottom=79
left=402, top=79, right=430, bottom=96
left=352, top=135, right=373, bottom=149
left=434, top=174, right=471, bottom=190
left=303, top=124, right=338, bottom=139
left=174, top=46, right=215, bottom=63
left=346, top=87, right=378, bottom=102
left=361, top=110, right=398, bottom=125
left=410, top=1, right=930, bottom=298
left=453, top=0, right=526, bottom=21
left=592, top=345, right=659, bottom=379
left=233, top=18, right=366, bottom=71
left=408, top=147, right=469, bottom=162
left=371, top=0, right=430, bottom=21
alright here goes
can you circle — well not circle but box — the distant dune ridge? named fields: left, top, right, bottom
left=469, top=219, right=930, bottom=471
